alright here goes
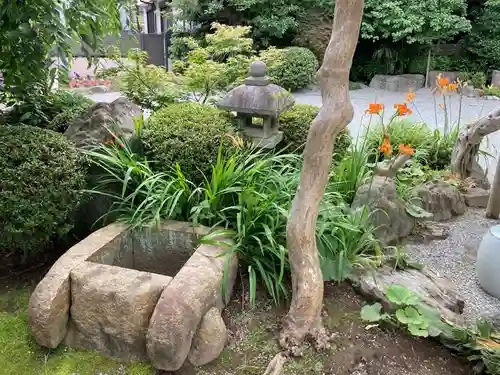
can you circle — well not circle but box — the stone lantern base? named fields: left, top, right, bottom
left=244, top=126, right=283, bottom=149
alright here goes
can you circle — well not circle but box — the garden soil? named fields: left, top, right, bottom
left=169, top=282, right=471, bottom=375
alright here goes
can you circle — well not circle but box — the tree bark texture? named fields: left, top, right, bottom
left=280, top=0, right=365, bottom=349
left=451, top=106, right=500, bottom=190
left=486, top=157, right=500, bottom=218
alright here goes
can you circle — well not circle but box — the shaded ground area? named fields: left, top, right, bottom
left=408, top=208, right=500, bottom=324
left=0, top=268, right=471, bottom=375
left=171, top=283, right=470, bottom=375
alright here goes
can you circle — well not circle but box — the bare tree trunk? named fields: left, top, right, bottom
left=280, top=0, right=365, bottom=349
left=425, top=45, right=432, bottom=89
left=451, top=106, right=500, bottom=189
left=486, top=158, right=500, bottom=218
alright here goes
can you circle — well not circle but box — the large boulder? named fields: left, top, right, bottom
left=414, top=181, right=466, bottom=221
left=188, top=307, right=227, bottom=366
left=369, top=74, right=424, bottom=92
left=64, top=97, right=141, bottom=148
left=64, top=97, right=141, bottom=236
left=352, top=176, right=414, bottom=244
left=66, top=262, right=172, bottom=361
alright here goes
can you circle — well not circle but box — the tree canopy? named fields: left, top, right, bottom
left=0, top=0, right=123, bottom=101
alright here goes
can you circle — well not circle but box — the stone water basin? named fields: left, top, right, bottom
left=28, top=222, right=237, bottom=371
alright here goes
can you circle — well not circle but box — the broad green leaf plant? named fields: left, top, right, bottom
left=361, top=284, right=450, bottom=337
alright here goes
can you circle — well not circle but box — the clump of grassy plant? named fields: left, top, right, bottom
left=85, top=137, right=383, bottom=304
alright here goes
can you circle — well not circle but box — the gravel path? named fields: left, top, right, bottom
left=406, top=209, right=500, bottom=324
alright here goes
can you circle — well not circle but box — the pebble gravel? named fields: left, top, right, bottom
left=406, top=208, right=500, bottom=324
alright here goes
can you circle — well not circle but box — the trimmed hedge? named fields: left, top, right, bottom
left=0, top=125, right=86, bottom=262
left=142, top=102, right=235, bottom=182
left=260, top=47, right=319, bottom=91
left=279, top=104, right=351, bottom=160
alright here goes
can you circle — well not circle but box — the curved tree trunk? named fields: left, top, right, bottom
left=451, top=106, right=500, bottom=189
left=486, top=157, right=500, bottom=218
left=280, top=0, right=365, bottom=349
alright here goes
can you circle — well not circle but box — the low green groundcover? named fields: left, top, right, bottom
left=0, top=285, right=154, bottom=375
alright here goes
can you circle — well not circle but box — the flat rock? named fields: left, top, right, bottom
left=352, top=176, right=414, bottom=244
left=353, top=266, right=465, bottom=326
left=66, top=262, right=171, bottom=361
left=414, top=222, right=450, bottom=243
left=188, top=307, right=227, bottom=366
left=463, top=187, right=490, bottom=208
left=415, top=181, right=466, bottom=221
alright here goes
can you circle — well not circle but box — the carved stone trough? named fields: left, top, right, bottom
left=28, top=222, right=237, bottom=371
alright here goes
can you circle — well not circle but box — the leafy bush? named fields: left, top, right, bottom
left=5, top=90, right=94, bottom=130
left=170, top=34, right=201, bottom=62
left=279, top=104, right=351, bottom=160
left=47, top=91, right=94, bottom=132
left=0, top=125, right=86, bottom=262
left=117, top=49, right=185, bottom=110
left=176, top=23, right=255, bottom=102
left=407, top=55, right=455, bottom=75
left=468, top=72, right=487, bottom=89
left=143, top=102, right=235, bottom=183
left=484, top=85, right=500, bottom=97
left=260, top=47, right=319, bottom=91
left=365, top=119, right=456, bottom=170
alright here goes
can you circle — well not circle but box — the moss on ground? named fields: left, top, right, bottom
left=0, top=283, right=155, bottom=375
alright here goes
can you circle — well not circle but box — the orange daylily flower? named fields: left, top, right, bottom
left=394, top=103, right=412, bottom=116
left=365, top=103, right=384, bottom=114
left=439, top=77, right=450, bottom=87
left=379, top=132, right=392, bottom=156
left=477, top=338, right=500, bottom=349
left=399, top=144, right=415, bottom=155
left=448, top=83, right=457, bottom=91
left=405, top=91, right=416, bottom=103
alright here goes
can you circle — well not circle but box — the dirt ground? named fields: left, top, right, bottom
left=0, top=264, right=472, bottom=375
left=167, top=282, right=472, bottom=375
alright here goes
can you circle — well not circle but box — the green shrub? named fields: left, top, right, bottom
left=143, top=103, right=235, bottom=182
left=5, top=90, right=93, bottom=130
left=0, top=125, right=86, bottom=262
left=47, top=92, right=94, bottom=132
left=365, top=119, right=456, bottom=170
left=260, top=47, right=319, bottom=91
left=279, top=104, right=351, bottom=160
left=365, top=119, right=433, bottom=154
left=484, top=85, right=500, bottom=97
left=469, top=72, right=487, bottom=88
left=118, top=49, right=185, bottom=110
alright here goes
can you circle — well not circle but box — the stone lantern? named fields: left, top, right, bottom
left=217, top=60, right=295, bottom=148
